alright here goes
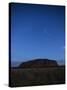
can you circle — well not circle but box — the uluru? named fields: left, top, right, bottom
left=18, top=59, right=58, bottom=68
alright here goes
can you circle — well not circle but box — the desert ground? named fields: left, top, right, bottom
left=10, top=66, right=65, bottom=87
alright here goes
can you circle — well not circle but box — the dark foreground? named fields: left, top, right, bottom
left=10, top=66, right=65, bottom=87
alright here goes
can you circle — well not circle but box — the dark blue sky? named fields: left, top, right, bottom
left=11, top=3, right=65, bottom=64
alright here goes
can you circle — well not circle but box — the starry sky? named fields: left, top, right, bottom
left=11, top=3, right=65, bottom=65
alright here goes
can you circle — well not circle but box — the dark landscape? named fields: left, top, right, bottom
left=10, top=59, right=65, bottom=87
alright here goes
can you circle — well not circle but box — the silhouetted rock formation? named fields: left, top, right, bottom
left=19, top=59, right=58, bottom=68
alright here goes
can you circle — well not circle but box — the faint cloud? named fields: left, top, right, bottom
left=43, top=28, right=51, bottom=36
left=61, top=46, right=65, bottom=50
left=43, top=28, right=48, bottom=33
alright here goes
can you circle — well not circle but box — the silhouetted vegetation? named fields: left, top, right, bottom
left=10, top=59, right=65, bottom=87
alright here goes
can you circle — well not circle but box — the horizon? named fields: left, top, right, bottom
left=11, top=3, right=65, bottom=67
left=11, top=58, right=65, bottom=67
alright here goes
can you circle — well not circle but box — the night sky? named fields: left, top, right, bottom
left=11, top=3, right=65, bottom=65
